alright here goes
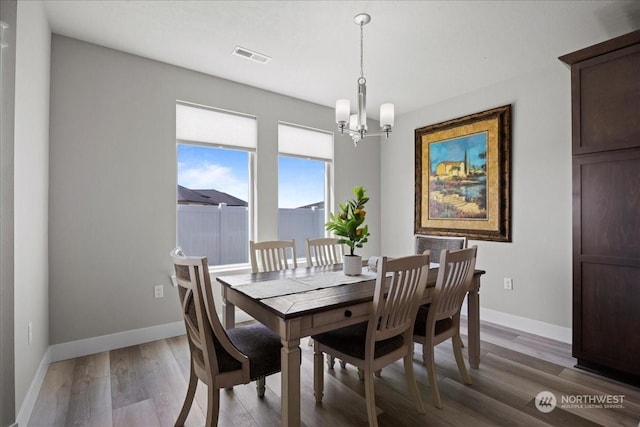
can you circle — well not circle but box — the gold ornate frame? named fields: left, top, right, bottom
left=414, top=105, right=511, bottom=242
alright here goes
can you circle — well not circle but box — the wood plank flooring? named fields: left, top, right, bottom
left=28, top=320, right=640, bottom=426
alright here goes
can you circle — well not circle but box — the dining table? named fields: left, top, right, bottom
left=217, top=263, right=485, bottom=427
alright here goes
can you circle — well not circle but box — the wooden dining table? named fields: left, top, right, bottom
left=217, top=263, right=484, bottom=427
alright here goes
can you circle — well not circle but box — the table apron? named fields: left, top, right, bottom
left=223, top=287, right=437, bottom=341
left=224, top=289, right=281, bottom=332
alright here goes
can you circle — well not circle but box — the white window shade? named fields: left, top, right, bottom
left=278, top=123, right=333, bottom=161
left=176, top=103, right=257, bottom=150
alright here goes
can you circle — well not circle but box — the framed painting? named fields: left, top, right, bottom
left=414, top=105, right=511, bottom=242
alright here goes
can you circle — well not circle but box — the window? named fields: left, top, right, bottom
left=176, top=103, right=256, bottom=266
left=277, top=123, right=333, bottom=256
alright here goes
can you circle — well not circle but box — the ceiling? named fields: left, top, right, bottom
left=43, top=1, right=640, bottom=119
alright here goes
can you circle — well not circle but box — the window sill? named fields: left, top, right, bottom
left=171, top=259, right=312, bottom=287
left=208, top=262, right=253, bottom=276
left=208, top=258, right=310, bottom=277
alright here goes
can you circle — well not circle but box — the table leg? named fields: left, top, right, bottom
left=467, top=286, right=480, bottom=368
left=313, top=341, right=324, bottom=403
left=221, top=289, right=235, bottom=329
left=281, top=337, right=301, bottom=427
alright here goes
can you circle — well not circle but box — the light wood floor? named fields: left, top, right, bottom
left=29, top=320, right=640, bottom=427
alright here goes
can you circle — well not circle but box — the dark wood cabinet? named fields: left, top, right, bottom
left=560, top=30, right=640, bottom=383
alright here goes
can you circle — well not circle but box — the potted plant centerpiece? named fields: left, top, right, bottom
left=325, top=186, right=370, bottom=276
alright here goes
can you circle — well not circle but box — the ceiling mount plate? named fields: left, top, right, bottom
left=354, top=13, right=371, bottom=26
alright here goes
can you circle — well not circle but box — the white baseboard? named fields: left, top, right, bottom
left=49, top=321, right=186, bottom=363
left=462, top=301, right=572, bottom=343
left=15, top=347, right=51, bottom=427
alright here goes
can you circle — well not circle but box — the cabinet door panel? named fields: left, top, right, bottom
left=574, top=45, right=640, bottom=154
left=578, top=153, right=640, bottom=259
left=579, top=263, right=640, bottom=375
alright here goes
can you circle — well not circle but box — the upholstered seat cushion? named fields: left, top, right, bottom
left=227, top=323, right=282, bottom=380
left=413, top=304, right=454, bottom=337
left=184, top=294, right=243, bottom=375
left=311, top=321, right=404, bottom=360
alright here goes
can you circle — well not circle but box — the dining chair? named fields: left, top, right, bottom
left=312, top=254, right=429, bottom=427
left=304, top=237, right=345, bottom=351
left=415, top=234, right=467, bottom=264
left=249, top=239, right=297, bottom=273
left=171, top=248, right=282, bottom=426
left=413, top=246, right=477, bottom=409
left=305, top=237, right=344, bottom=266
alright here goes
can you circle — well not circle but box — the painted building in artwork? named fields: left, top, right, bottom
left=434, top=150, right=472, bottom=177
left=435, top=161, right=466, bottom=177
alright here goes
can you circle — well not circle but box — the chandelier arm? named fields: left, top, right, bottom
left=359, top=130, right=392, bottom=138
left=337, top=128, right=392, bottom=139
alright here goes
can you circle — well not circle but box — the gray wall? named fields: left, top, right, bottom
left=13, top=0, right=51, bottom=416
left=48, top=35, right=381, bottom=345
left=0, top=0, right=17, bottom=423
left=381, top=64, right=573, bottom=328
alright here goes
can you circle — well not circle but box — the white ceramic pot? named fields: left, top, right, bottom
left=343, top=255, right=363, bottom=276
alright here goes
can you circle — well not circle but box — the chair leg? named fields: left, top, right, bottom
left=206, top=385, right=220, bottom=427
left=404, top=352, right=425, bottom=414
left=339, top=359, right=347, bottom=369
left=453, top=335, right=472, bottom=384
left=256, top=376, right=266, bottom=398
left=175, top=362, right=198, bottom=426
left=314, top=344, right=324, bottom=403
left=364, top=370, right=379, bottom=427
left=327, top=355, right=335, bottom=370
left=424, top=343, right=443, bottom=409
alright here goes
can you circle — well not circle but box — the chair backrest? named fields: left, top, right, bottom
left=430, top=246, right=477, bottom=322
left=415, top=235, right=467, bottom=264
left=249, top=239, right=297, bottom=273
left=170, top=248, right=249, bottom=383
left=367, top=254, right=430, bottom=353
left=305, top=237, right=344, bottom=266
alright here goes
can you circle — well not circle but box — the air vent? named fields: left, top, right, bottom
left=232, top=46, right=271, bottom=64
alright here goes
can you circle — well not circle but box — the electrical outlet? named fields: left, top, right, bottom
left=28, top=321, right=33, bottom=345
left=503, top=277, right=513, bottom=290
left=154, top=285, right=164, bottom=299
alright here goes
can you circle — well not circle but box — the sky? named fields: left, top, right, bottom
left=177, top=144, right=324, bottom=208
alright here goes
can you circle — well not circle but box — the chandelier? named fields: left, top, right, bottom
left=335, top=13, right=394, bottom=146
